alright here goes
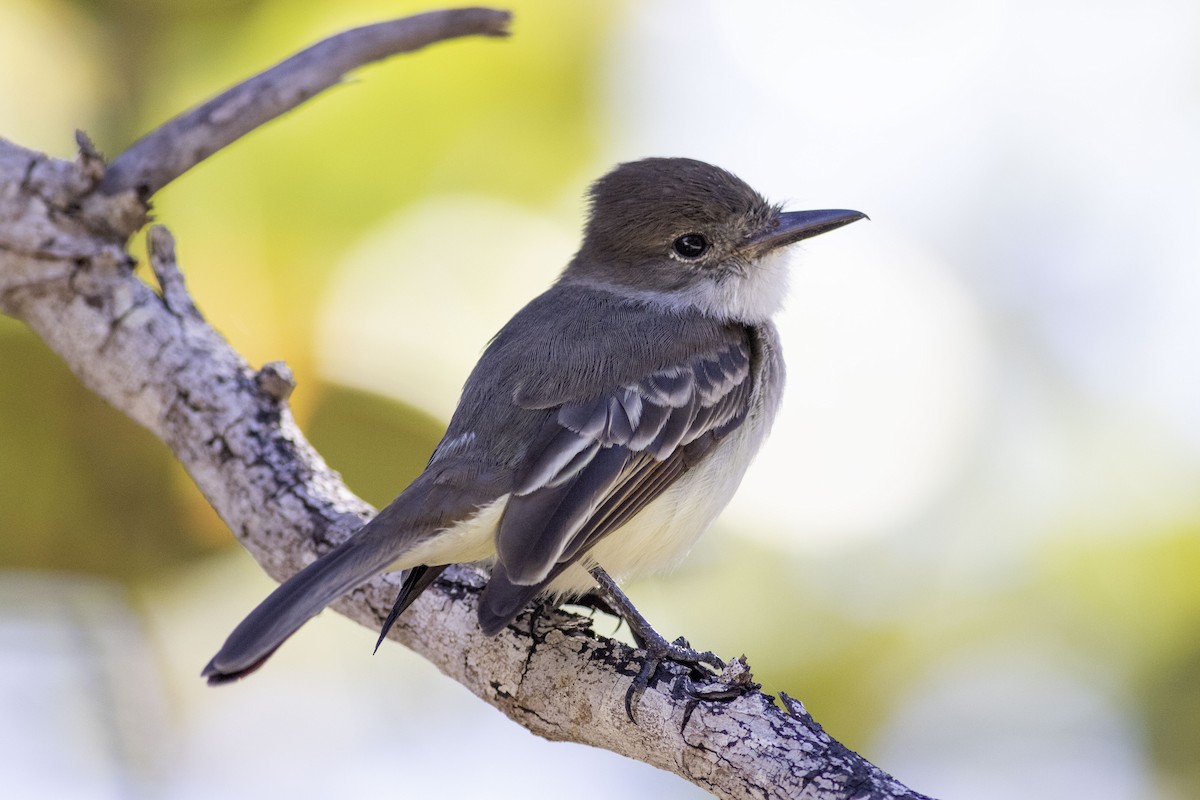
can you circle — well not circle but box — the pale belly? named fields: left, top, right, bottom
left=393, top=413, right=768, bottom=598
left=548, top=416, right=767, bottom=596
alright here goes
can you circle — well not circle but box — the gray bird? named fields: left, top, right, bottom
left=203, top=157, right=865, bottom=687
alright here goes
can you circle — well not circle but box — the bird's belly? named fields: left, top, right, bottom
left=548, top=418, right=766, bottom=597
left=394, top=409, right=771, bottom=598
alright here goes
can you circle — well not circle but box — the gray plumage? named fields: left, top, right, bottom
left=203, top=157, right=865, bottom=683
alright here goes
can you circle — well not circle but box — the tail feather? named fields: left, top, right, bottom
left=202, top=538, right=397, bottom=684
left=374, top=564, right=449, bottom=652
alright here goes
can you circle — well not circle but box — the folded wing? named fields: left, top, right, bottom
left=478, top=336, right=755, bottom=634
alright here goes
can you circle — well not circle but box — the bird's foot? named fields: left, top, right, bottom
left=624, top=631, right=725, bottom=722
left=586, top=565, right=725, bottom=722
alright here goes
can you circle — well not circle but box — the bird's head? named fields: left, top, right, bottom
left=564, top=157, right=865, bottom=323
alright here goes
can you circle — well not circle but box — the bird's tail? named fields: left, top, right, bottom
left=201, top=536, right=399, bottom=685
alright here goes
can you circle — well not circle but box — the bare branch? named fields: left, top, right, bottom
left=98, top=7, right=512, bottom=200
left=0, top=10, right=934, bottom=799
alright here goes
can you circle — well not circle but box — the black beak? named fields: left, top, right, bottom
left=751, top=208, right=868, bottom=254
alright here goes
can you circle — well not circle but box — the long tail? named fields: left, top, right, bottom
left=202, top=536, right=400, bottom=685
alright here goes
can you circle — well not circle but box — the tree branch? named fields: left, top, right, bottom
left=0, top=9, right=931, bottom=799
left=98, top=7, right=512, bottom=201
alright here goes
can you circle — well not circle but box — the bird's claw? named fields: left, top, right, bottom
left=623, top=632, right=726, bottom=722
left=670, top=636, right=725, bottom=671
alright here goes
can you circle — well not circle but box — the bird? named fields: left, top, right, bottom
left=202, top=157, right=865, bottom=691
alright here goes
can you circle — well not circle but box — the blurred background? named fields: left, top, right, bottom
left=2, top=0, right=1199, bottom=797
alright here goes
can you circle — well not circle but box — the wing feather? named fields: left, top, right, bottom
left=489, top=336, right=756, bottom=602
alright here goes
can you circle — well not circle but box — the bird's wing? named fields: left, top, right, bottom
left=478, top=335, right=755, bottom=634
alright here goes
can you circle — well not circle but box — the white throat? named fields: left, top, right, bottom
left=573, top=249, right=793, bottom=324
left=689, top=248, right=791, bottom=323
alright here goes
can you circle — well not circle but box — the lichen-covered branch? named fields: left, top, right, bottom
left=0, top=9, right=931, bottom=799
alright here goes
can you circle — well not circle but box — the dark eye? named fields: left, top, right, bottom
left=672, top=233, right=709, bottom=259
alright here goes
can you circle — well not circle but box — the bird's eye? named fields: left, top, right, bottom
left=672, top=233, right=709, bottom=259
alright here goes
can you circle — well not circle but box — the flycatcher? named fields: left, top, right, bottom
left=203, top=157, right=865, bottom=684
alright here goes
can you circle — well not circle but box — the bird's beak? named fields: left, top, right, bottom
left=751, top=208, right=868, bottom=254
